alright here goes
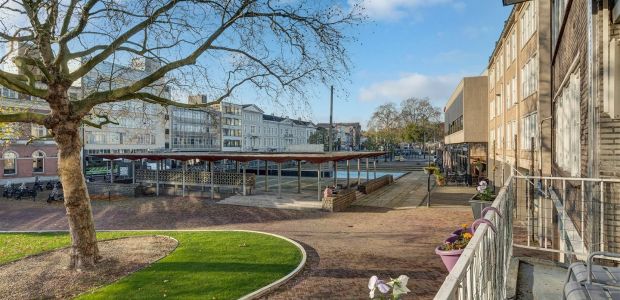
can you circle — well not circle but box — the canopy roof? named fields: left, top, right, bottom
left=95, top=151, right=386, bottom=164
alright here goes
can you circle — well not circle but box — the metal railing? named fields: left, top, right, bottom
left=434, top=176, right=514, bottom=300
left=434, top=174, right=620, bottom=299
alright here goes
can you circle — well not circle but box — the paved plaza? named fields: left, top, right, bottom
left=0, top=171, right=476, bottom=299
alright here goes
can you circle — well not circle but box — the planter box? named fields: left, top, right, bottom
left=469, top=194, right=494, bottom=219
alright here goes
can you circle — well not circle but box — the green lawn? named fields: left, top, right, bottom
left=0, top=231, right=302, bottom=299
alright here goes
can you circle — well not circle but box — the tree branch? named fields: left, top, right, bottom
left=82, top=114, right=118, bottom=129
left=0, top=112, right=47, bottom=125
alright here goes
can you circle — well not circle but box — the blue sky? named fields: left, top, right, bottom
left=302, top=0, right=511, bottom=129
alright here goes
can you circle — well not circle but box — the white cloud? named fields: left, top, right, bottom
left=352, top=0, right=465, bottom=20
left=358, top=73, right=461, bottom=106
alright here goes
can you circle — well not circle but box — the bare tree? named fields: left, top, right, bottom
left=0, top=0, right=361, bottom=270
left=399, top=97, right=441, bottom=125
left=367, top=102, right=400, bottom=131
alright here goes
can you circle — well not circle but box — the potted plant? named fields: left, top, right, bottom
left=469, top=181, right=495, bottom=219
left=423, top=164, right=438, bottom=175
left=436, top=218, right=498, bottom=272
left=435, top=224, right=472, bottom=272
left=435, top=170, right=446, bottom=186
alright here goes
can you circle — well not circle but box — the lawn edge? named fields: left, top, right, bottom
left=0, top=229, right=307, bottom=299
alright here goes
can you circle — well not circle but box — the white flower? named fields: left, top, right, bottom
left=368, top=275, right=391, bottom=299
left=389, top=275, right=411, bottom=298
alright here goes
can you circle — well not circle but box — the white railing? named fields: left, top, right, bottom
left=434, top=176, right=514, bottom=300
left=435, top=174, right=620, bottom=299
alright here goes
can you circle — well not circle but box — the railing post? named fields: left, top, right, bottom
left=600, top=181, right=605, bottom=252
left=581, top=180, right=585, bottom=252
left=156, top=160, right=160, bottom=196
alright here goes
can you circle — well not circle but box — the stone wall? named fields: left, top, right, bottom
left=87, top=182, right=140, bottom=198
left=322, top=189, right=357, bottom=212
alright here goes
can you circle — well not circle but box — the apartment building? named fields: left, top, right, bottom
left=167, top=106, right=220, bottom=152
left=82, top=58, right=168, bottom=155
left=547, top=0, right=620, bottom=253
left=242, top=104, right=264, bottom=151
left=262, top=115, right=316, bottom=152
left=443, top=76, right=488, bottom=183
left=316, top=122, right=362, bottom=150
left=487, top=0, right=552, bottom=187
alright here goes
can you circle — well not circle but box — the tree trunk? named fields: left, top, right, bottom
left=55, top=124, right=99, bottom=270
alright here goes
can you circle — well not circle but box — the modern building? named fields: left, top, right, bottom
left=167, top=106, right=220, bottom=152
left=443, top=76, right=489, bottom=183
left=487, top=0, right=552, bottom=187
left=316, top=122, right=362, bottom=151
left=82, top=58, right=169, bottom=155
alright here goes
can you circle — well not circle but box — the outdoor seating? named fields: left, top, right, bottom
left=563, top=252, right=620, bottom=300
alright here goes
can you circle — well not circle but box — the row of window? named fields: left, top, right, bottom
left=489, top=112, right=538, bottom=151
left=2, top=150, right=46, bottom=175
left=86, top=131, right=157, bottom=145
left=488, top=1, right=538, bottom=86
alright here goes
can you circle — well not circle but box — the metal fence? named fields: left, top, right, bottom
left=434, top=176, right=514, bottom=300
left=434, top=174, right=620, bottom=299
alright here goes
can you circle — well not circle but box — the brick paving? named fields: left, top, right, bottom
left=0, top=173, right=475, bottom=299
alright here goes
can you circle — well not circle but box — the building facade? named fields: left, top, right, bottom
left=487, top=0, right=553, bottom=188
left=82, top=59, right=168, bottom=155
left=242, top=104, right=264, bottom=151
left=316, top=122, right=362, bottom=151
left=167, top=106, right=220, bottom=152
left=443, top=76, right=489, bottom=183
left=0, top=87, right=59, bottom=184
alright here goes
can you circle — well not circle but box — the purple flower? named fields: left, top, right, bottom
left=368, top=275, right=391, bottom=298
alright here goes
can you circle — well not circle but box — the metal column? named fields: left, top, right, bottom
left=333, top=160, right=338, bottom=186
left=209, top=161, right=214, bottom=200
left=242, top=163, right=247, bottom=196
left=131, top=160, right=136, bottom=184
left=317, top=163, right=321, bottom=201
left=346, top=160, right=350, bottom=188
left=277, top=163, right=282, bottom=198
left=156, top=160, right=160, bottom=196
left=357, top=159, right=361, bottom=185
left=297, top=160, right=301, bottom=193
left=109, top=160, right=114, bottom=183
left=373, top=159, right=377, bottom=179
left=365, top=158, right=369, bottom=182
left=182, top=161, right=186, bottom=197
left=264, top=160, right=269, bottom=192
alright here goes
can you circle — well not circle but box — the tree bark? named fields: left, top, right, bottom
left=55, top=120, right=99, bottom=270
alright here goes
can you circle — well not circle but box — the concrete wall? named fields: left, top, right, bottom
left=463, top=76, right=489, bottom=143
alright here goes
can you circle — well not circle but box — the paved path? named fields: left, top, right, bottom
left=353, top=172, right=431, bottom=209
left=0, top=182, right=474, bottom=299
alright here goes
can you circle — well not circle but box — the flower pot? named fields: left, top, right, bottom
left=435, top=236, right=465, bottom=272
left=469, top=194, right=493, bottom=219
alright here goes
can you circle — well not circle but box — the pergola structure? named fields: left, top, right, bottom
left=95, top=151, right=385, bottom=201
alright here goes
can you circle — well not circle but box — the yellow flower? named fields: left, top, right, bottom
left=463, top=233, right=473, bottom=240
left=461, top=223, right=468, bottom=229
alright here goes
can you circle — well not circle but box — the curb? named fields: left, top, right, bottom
left=0, top=229, right=307, bottom=300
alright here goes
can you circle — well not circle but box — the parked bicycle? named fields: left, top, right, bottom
left=47, top=186, right=64, bottom=203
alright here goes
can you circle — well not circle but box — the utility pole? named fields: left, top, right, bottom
left=328, top=85, right=334, bottom=153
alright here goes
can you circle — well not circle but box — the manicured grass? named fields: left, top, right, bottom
left=0, top=231, right=302, bottom=299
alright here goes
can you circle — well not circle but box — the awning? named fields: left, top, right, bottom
left=94, top=151, right=386, bottom=164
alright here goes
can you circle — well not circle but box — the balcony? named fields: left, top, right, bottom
left=435, top=174, right=620, bottom=299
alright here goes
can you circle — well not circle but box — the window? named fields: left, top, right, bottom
left=3, top=151, right=17, bottom=175
left=521, top=1, right=537, bottom=46
left=490, top=100, right=495, bottom=119
left=521, top=54, right=538, bottom=98
left=552, top=0, right=568, bottom=46
left=555, top=72, right=581, bottom=176
left=1, top=87, right=17, bottom=99
left=496, top=93, right=503, bottom=116
left=511, top=30, right=517, bottom=62
left=32, top=150, right=45, bottom=173
left=31, top=125, right=48, bottom=138
left=506, top=81, right=512, bottom=109
left=511, top=77, right=517, bottom=105
left=497, top=125, right=504, bottom=149
left=521, top=113, right=538, bottom=150
left=490, top=129, right=495, bottom=145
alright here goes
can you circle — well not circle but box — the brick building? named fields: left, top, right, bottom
left=487, top=0, right=553, bottom=187
left=550, top=0, right=620, bottom=253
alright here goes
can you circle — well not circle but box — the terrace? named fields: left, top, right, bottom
left=435, top=172, right=620, bottom=299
